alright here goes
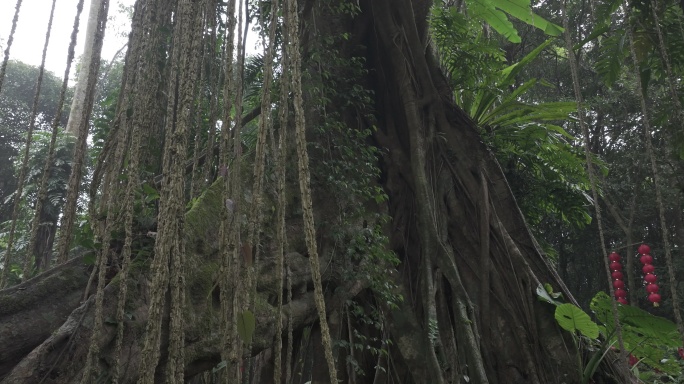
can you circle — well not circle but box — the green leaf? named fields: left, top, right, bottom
left=536, top=283, right=562, bottom=305
left=236, top=310, right=256, bottom=344
left=83, top=253, right=96, bottom=265
left=583, top=339, right=615, bottom=383
left=544, top=23, right=563, bottom=37
left=596, top=32, right=626, bottom=86
left=490, top=103, right=577, bottom=127
left=590, top=292, right=682, bottom=376
left=574, top=23, right=610, bottom=50
left=500, top=39, right=554, bottom=84
left=591, top=292, right=679, bottom=347
left=555, top=303, right=599, bottom=339
left=544, top=283, right=563, bottom=298
left=491, top=0, right=562, bottom=36
left=479, top=80, right=539, bottom=124
left=468, top=0, right=521, bottom=43
left=544, top=283, right=554, bottom=294
left=142, top=183, right=156, bottom=195
left=465, top=0, right=561, bottom=43
left=212, top=360, right=227, bottom=373
left=471, top=89, right=501, bottom=123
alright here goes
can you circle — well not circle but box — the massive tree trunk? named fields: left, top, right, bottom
left=0, top=0, right=631, bottom=383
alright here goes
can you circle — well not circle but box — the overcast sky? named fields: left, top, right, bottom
left=1, top=0, right=262, bottom=80
left=0, top=0, right=135, bottom=79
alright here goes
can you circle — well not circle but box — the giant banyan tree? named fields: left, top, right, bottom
left=0, top=0, right=633, bottom=383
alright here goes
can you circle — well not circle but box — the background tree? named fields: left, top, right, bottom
left=0, top=61, right=68, bottom=258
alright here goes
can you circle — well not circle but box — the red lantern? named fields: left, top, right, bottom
left=638, top=244, right=663, bottom=305
left=609, top=252, right=627, bottom=304
left=648, top=293, right=661, bottom=306
left=640, top=255, right=653, bottom=264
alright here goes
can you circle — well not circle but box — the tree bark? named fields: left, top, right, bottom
left=0, top=257, right=90, bottom=378
left=0, top=180, right=324, bottom=383
left=353, top=0, right=630, bottom=382
left=34, top=208, right=58, bottom=271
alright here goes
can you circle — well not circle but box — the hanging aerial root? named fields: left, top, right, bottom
left=273, top=0, right=290, bottom=379
left=79, top=245, right=111, bottom=382
left=189, top=32, right=208, bottom=199
left=224, top=0, right=250, bottom=379
left=478, top=168, right=492, bottom=345
left=0, top=0, right=22, bottom=94
left=285, top=0, right=338, bottom=381
left=216, top=0, right=237, bottom=381
left=243, top=3, right=280, bottom=379
left=110, top=4, right=148, bottom=381
left=201, top=0, right=220, bottom=189
left=136, top=0, right=202, bottom=382
left=230, top=0, right=283, bottom=379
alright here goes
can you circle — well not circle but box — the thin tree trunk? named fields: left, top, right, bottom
left=57, top=0, right=109, bottom=264
left=65, top=0, right=106, bottom=135
left=34, top=209, right=58, bottom=271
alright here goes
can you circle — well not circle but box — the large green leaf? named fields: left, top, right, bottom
left=236, top=310, right=256, bottom=344
left=574, top=23, right=611, bottom=50
left=591, top=292, right=681, bottom=376
left=555, top=303, right=599, bottom=339
left=488, top=102, right=577, bottom=127
left=465, top=0, right=561, bottom=43
left=468, top=0, right=521, bottom=43
left=500, top=39, right=554, bottom=85
left=490, top=0, right=562, bottom=36
left=595, top=32, right=627, bottom=86
left=479, top=79, right=539, bottom=124
left=536, top=283, right=563, bottom=305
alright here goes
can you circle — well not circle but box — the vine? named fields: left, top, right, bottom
left=285, top=0, right=338, bottom=380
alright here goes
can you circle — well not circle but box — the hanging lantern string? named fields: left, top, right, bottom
left=638, top=244, right=661, bottom=307
left=609, top=252, right=628, bottom=305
